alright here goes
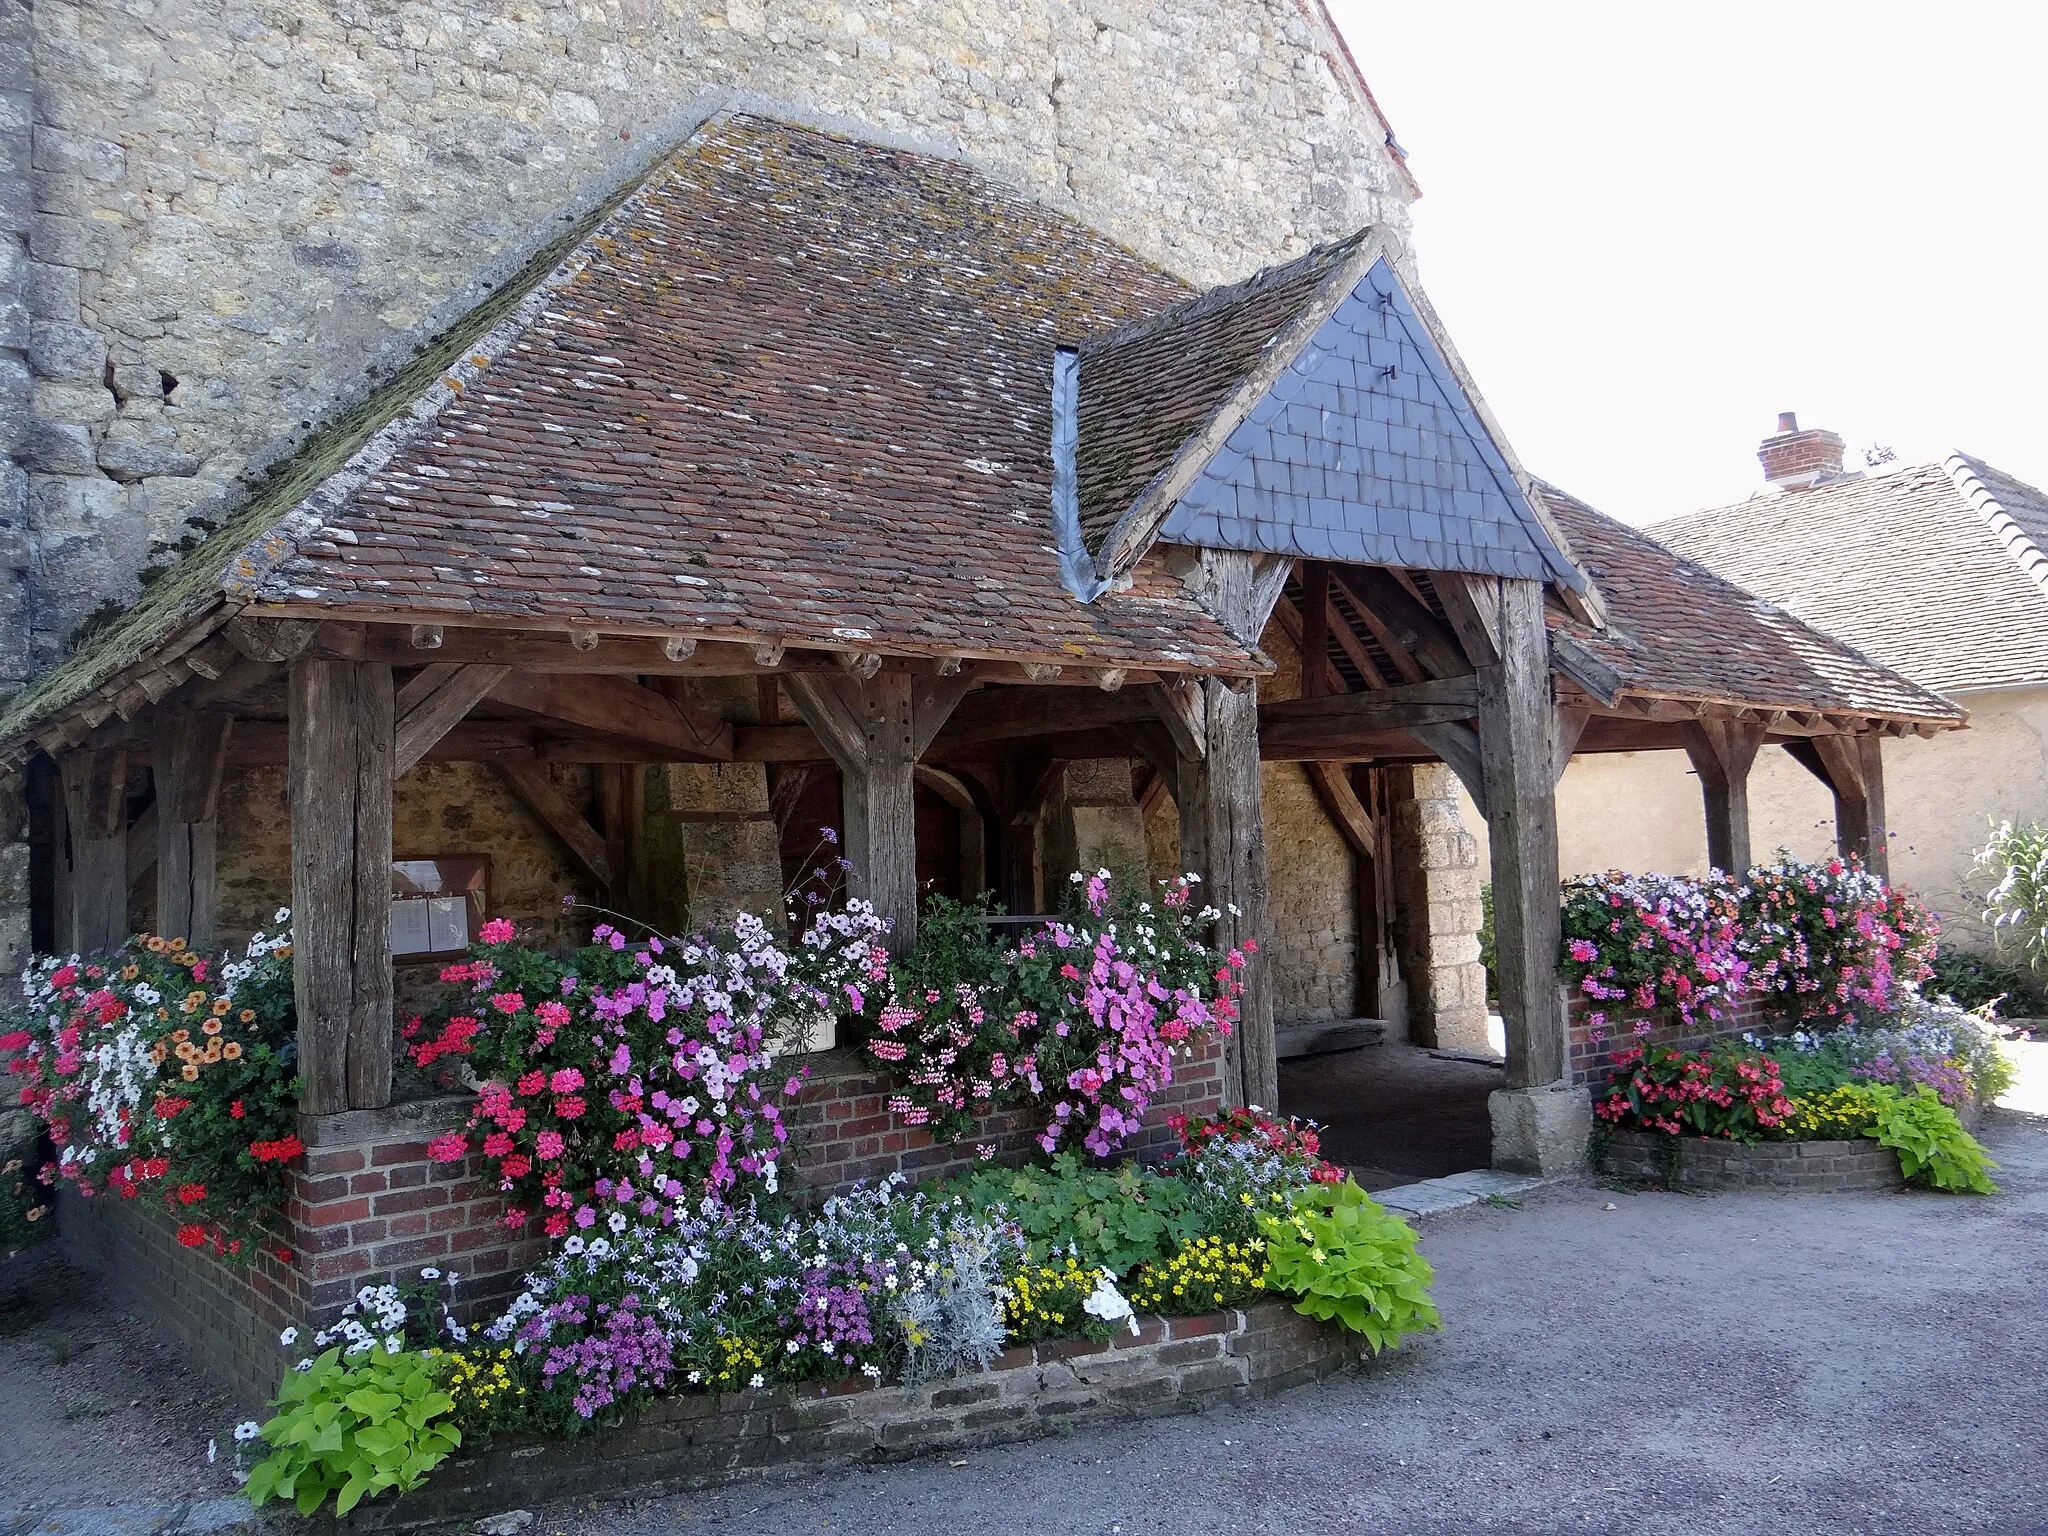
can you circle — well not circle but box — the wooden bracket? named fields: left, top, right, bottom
left=1306, top=761, right=1376, bottom=861
left=498, top=753, right=612, bottom=891
left=395, top=664, right=512, bottom=775
left=490, top=671, right=733, bottom=761
left=1150, top=677, right=1208, bottom=761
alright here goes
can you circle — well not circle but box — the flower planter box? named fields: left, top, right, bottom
left=1598, top=1130, right=1904, bottom=1193
left=304, top=1302, right=1357, bottom=1533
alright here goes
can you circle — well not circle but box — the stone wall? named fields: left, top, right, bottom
left=1388, top=763, right=1489, bottom=1051
left=12, top=0, right=1410, bottom=679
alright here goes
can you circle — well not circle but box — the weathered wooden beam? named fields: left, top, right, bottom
left=288, top=660, right=394, bottom=1115
left=60, top=748, right=129, bottom=954
left=490, top=672, right=733, bottom=761
left=1684, top=717, right=1766, bottom=876
left=596, top=763, right=633, bottom=903
left=1305, top=761, right=1375, bottom=861
left=395, top=664, right=512, bottom=775
left=1269, top=593, right=1345, bottom=698
left=783, top=672, right=946, bottom=953
left=1787, top=733, right=1889, bottom=879
left=1168, top=549, right=1275, bottom=1111
left=155, top=708, right=233, bottom=951
left=1553, top=704, right=1592, bottom=782
left=227, top=614, right=323, bottom=665
left=497, top=753, right=613, bottom=891
left=1298, top=564, right=1331, bottom=697
left=1330, top=565, right=1470, bottom=681
left=1407, top=720, right=1488, bottom=818
left=1149, top=677, right=1207, bottom=762
left=127, top=801, right=158, bottom=885
left=1474, top=579, right=1566, bottom=1091
left=1548, top=631, right=1625, bottom=709
left=1434, top=572, right=1502, bottom=668
left=910, top=676, right=976, bottom=760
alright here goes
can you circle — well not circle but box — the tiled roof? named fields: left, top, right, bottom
left=244, top=115, right=1261, bottom=675
left=1073, top=235, right=1358, bottom=552
left=1538, top=484, right=1962, bottom=723
left=1651, top=458, right=2048, bottom=694
left=1073, top=236, right=1583, bottom=589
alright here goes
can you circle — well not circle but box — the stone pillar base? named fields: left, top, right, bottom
left=1488, top=1083, right=1592, bottom=1177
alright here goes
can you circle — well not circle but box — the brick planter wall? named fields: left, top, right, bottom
left=55, top=1042, right=1227, bottom=1408
left=1598, top=1129, right=1904, bottom=1192
left=310, top=1301, right=1355, bottom=1534
left=1568, top=994, right=1769, bottom=1085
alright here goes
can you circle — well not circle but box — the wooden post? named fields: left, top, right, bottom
left=1683, top=718, right=1766, bottom=877
left=289, top=660, right=395, bottom=1115
left=1168, top=550, right=1278, bottom=1111
left=1788, top=734, right=1889, bottom=881
left=59, top=749, right=128, bottom=954
left=155, top=709, right=234, bottom=951
left=1474, top=579, right=1566, bottom=1090
left=784, top=671, right=968, bottom=955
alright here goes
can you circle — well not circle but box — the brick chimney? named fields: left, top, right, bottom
left=1758, top=411, right=1846, bottom=491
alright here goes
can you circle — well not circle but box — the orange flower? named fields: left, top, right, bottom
left=171, top=1028, right=190, bottom=1043
left=169, top=938, right=188, bottom=951
left=202, top=1041, right=221, bottom=1064
left=201, top=1018, right=222, bottom=1036
left=150, top=1043, right=167, bottom=1064
left=155, top=1007, right=170, bottom=1021
left=238, top=1008, right=256, bottom=1023
left=222, top=1041, right=243, bottom=1061
left=121, top=964, right=139, bottom=980
left=179, top=1064, right=199, bottom=1081
left=175, top=1042, right=197, bottom=1063
left=145, top=937, right=168, bottom=954
left=210, top=998, right=231, bottom=1016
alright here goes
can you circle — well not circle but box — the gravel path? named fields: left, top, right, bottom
left=530, top=1107, right=2048, bottom=1536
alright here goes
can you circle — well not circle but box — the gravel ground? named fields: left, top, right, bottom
left=0, top=1244, right=243, bottom=1515
left=528, top=1104, right=2048, bottom=1536
left=3, top=1054, right=2044, bottom=1534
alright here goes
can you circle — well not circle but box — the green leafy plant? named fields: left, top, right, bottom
left=1593, top=1042, right=1793, bottom=1141
left=1258, top=1181, right=1440, bottom=1352
left=937, top=1153, right=1212, bottom=1274
left=1928, top=942, right=2043, bottom=1016
left=1980, top=819, right=2048, bottom=968
left=245, top=1346, right=461, bottom=1516
left=1867, top=1085, right=1999, bottom=1194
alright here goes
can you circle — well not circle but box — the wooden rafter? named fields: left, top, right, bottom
left=498, top=753, right=613, bottom=891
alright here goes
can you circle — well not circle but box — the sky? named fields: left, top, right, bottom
left=1325, top=1, right=2048, bottom=525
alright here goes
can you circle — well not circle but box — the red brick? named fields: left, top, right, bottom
left=349, top=1172, right=390, bottom=1196
left=304, top=1197, right=372, bottom=1228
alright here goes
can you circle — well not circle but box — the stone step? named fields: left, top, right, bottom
left=1275, top=1018, right=1387, bottom=1060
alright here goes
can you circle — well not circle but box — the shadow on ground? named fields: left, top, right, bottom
left=1280, top=1041, right=1502, bottom=1188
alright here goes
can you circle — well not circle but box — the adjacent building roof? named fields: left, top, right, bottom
left=1069, top=233, right=1587, bottom=594
left=1652, top=456, right=2048, bottom=695
left=1539, top=484, right=1963, bottom=725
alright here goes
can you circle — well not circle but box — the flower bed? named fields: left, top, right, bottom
left=291, top=1301, right=1356, bottom=1534
left=1591, top=997, right=2009, bottom=1196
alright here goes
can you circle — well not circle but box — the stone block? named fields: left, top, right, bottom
left=28, top=319, right=104, bottom=381
left=28, top=213, right=109, bottom=269
left=1489, top=1082, right=1593, bottom=1178
left=22, top=422, right=98, bottom=473
left=97, top=417, right=201, bottom=481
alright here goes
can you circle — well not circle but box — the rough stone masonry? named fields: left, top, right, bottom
left=0, top=2, right=1492, bottom=1043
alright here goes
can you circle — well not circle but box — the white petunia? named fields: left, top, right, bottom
left=279, top=1326, right=298, bottom=1346
left=233, top=1421, right=262, bottom=1442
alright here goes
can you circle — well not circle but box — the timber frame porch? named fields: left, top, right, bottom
left=0, top=115, right=1963, bottom=1177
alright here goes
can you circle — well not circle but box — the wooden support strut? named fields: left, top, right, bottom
left=1473, top=579, right=1568, bottom=1091
left=783, top=671, right=969, bottom=954
left=1683, top=717, right=1766, bottom=876
left=1785, top=733, right=1890, bottom=880
left=288, top=659, right=395, bottom=1115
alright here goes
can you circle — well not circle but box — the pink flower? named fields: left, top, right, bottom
left=426, top=1133, right=468, bottom=1162
left=490, top=991, right=526, bottom=1015
left=550, top=1067, right=585, bottom=1094
left=479, top=917, right=517, bottom=945
left=535, top=1131, right=566, bottom=1161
